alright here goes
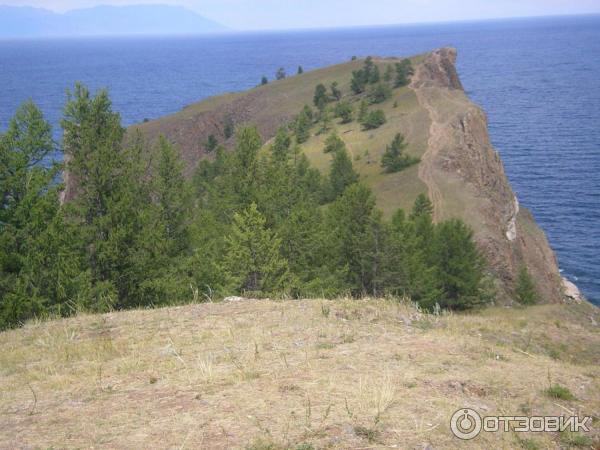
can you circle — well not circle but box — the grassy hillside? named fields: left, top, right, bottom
left=133, top=55, right=430, bottom=216
left=1, top=298, right=599, bottom=448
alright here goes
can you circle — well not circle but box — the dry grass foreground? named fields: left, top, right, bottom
left=1, top=298, right=599, bottom=449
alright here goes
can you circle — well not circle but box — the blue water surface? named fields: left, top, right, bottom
left=1, top=15, right=599, bottom=303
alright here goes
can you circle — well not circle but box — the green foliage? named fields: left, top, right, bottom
left=369, top=83, right=392, bottom=104
left=380, top=133, right=419, bottom=173
left=361, top=110, right=386, bottom=130
left=313, top=83, right=328, bottom=111
left=294, top=105, right=313, bottom=143
left=0, top=102, right=84, bottom=328
left=297, top=66, right=304, bottom=75
left=395, top=59, right=414, bottom=88
left=261, top=76, right=268, bottom=85
left=333, top=101, right=353, bottom=123
left=323, top=132, right=346, bottom=154
left=276, top=68, right=286, bottom=80
left=330, top=81, right=342, bottom=101
left=223, top=116, right=235, bottom=139
left=271, top=127, right=291, bottom=163
left=326, top=143, right=359, bottom=201
left=432, top=219, right=486, bottom=310
left=205, top=134, right=218, bottom=153
left=544, top=384, right=576, bottom=401
left=515, top=265, right=539, bottom=305
left=350, top=56, right=380, bottom=94
left=223, top=203, right=290, bottom=296
left=1, top=85, right=494, bottom=329
left=358, top=100, right=369, bottom=123
left=383, top=64, right=394, bottom=82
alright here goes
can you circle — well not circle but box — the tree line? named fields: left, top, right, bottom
left=0, top=81, right=501, bottom=330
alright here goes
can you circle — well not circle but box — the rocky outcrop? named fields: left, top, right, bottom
left=410, top=48, right=564, bottom=303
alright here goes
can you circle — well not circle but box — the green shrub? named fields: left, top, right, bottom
left=362, top=110, right=386, bottom=130
left=544, top=384, right=576, bottom=400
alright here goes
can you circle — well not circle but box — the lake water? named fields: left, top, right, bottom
left=1, top=15, right=599, bottom=304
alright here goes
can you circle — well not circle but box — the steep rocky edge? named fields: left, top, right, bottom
left=409, top=48, right=565, bottom=303
left=66, top=48, right=576, bottom=304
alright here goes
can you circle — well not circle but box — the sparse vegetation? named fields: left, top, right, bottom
left=275, top=67, right=286, bottom=80
left=362, top=109, right=386, bottom=130
left=544, top=384, right=576, bottom=400
left=515, top=265, right=539, bottom=305
left=380, top=133, right=419, bottom=173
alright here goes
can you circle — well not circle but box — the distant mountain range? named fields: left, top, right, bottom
left=0, top=4, right=227, bottom=38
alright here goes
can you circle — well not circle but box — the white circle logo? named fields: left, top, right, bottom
left=450, top=408, right=482, bottom=440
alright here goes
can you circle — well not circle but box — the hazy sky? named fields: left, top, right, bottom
left=4, top=0, right=600, bottom=30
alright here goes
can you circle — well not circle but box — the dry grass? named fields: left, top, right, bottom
left=1, top=298, right=599, bottom=449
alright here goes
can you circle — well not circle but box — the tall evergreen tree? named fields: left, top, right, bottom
left=432, top=219, right=486, bottom=309
left=61, top=84, right=154, bottom=310
left=223, top=203, right=290, bottom=296
left=0, top=102, right=83, bottom=328
left=381, top=133, right=418, bottom=173
left=327, top=143, right=359, bottom=200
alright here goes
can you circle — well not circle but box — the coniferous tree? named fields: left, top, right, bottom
left=328, top=183, right=381, bottom=294
left=0, top=102, right=83, bottom=328
left=515, top=265, right=539, bottom=305
left=261, top=76, right=268, bottom=85
left=326, top=142, right=359, bottom=200
left=61, top=84, right=154, bottom=310
left=330, top=81, right=342, bottom=101
left=369, top=83, right=392, bottom=104
left=276, top=68, right=286, bottom=80
left=294, top=106, right=313, bottom=143
left=323, top=132, right=346, bottom=154
left=362, top=110, right=386, bottom=130
left=205, top=134, right=218, bottom=153
left=297, top=66, right=304, bottom=75
left=381, top=133, right=418, bottom=173
left=313, top=83, right=328, bottom=111
left=432, top=219, right=486, bottom=310
left=271, top=127, right=292, bottom=163
left=334, top=101, right=353, bottom=123
left=395, top=59, right=414, bottom=88
left=223, top=203, right=290, bottom=295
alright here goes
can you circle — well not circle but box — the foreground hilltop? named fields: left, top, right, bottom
left=134, top=48, right=566, bottom=304
left=1, top=298, right=599, bottom=448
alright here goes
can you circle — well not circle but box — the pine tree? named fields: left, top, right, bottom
left=395, top=59, right=414, bottom=88
left=0, top=101, right=83, bottom=328
left=276, top=68, right=286, bottom=80
left=205, top=134, right=218, bottom=153
left=327, top=143, right=359, bottom=200
left=330, top=81, right=342, bottom=101
left=271, top=127, right=291, bottom=163
left=297, top=66, right=304, bottom=75
left=323, top=132, right=346, bottom=154
left=432, top=219, right=486, bottom=310
left=334, top=101, right=353, bottom=123
left=294, top=106, right=313, bottom=143
left=261, top=76, right=268, bottom=85
left=223, top=203, right=290, bottom=295
left=381, top=133, right=418, bottom=173
left=515, top=265, right=539, bottom=305
left=362, top=110, right=386, bottom=130
left=369, top=83, right=392, bottom=104
left=313, top=83, right=328, bottom=111
left=62, top=84, right=155, bottom=310
left=385, top=209, right=441, bottom=305
left=327, top=183, right=382, bottom=294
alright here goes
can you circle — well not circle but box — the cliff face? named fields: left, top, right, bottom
left=410, top=48, right=563, bottom=303
left=121, top=48, right=566, bottom=303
